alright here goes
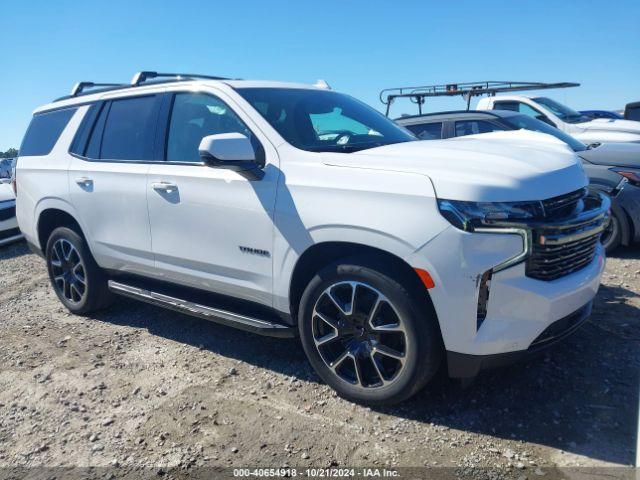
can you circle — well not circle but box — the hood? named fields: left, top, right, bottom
left=0, top=183, right=15, bottom=203
left=578, top=141, right=640, bottom=168
left=324, top=131, right=587, bottom=202
left=578, top=118, right=640, bottom=135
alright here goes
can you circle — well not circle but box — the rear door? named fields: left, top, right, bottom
left=68, top=95, right=162, bottom=274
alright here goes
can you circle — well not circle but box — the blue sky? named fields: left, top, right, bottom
left=1, top=0, right=639, bottom=150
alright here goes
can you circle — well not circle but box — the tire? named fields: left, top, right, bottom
left=601, top=209, right=622, bottom=254
left=45, top=226, right=113, bottom=314
left=298, top=255, right=442, bottom=405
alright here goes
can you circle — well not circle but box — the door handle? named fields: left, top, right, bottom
left=75, top=177, right=93, bottom=187
left=151, top=181, right=178, bottom=193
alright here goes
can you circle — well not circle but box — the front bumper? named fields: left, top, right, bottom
left=406, top=192, right=607, bottom=372
left=446, top=301, right=592, bottom=377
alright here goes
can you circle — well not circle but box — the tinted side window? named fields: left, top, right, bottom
left=454, top=120, right=504, bottom=137
left=493, top=101, right=519, bottom=112
left=494, top=101, right=541, bottom=119
left=404, top=122, right=443, bottom=140
left=20, top=108, right=76, bottom=156
left=100, top=96, right=158, bottom=160
left=166, top=93, right=257, bottom=162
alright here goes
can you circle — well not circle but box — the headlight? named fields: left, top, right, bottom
left=437, top=199, right=544, bottom=231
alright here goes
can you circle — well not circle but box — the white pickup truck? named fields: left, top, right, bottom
left=477, top=95, right=640, bottom=144
left=16, top=71, right=609, bottom=404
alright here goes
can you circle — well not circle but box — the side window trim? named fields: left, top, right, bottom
left=69, top=103, right=101, bottom=156
left=154, top=92, right=174, bottom=163
left=93, top=101, right=111, bottom=159
left=442, top=121, right=454, bottom=139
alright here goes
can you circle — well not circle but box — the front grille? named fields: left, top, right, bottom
left=541, top=187, right=587, bottom=219
left=525, top=189, right=606, bottom=281
left=527, top=233, right=600, bottom=280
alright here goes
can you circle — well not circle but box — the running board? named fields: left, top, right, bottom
left=107, top=280, right=295, bottom=338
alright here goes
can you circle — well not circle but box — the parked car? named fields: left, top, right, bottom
left=476, top=95, right=640, bottom=143
left=396, top=110, right=640, bottom=252
left=580, top=110, right=623, bottom=120
left=0, top=162, right=22, bottom=246
left=16, top=71, right=608, bottom=405
left=0, top=157, right=16, bottom=180
left=625, top=102, right=640, bottom=122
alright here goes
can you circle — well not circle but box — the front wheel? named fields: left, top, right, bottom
left=298, top=256, right=442, bottom=405
left=45, top=227, right=113, bottom=314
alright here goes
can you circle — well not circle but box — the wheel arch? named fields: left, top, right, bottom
left=36, top=207, right=86, bottom=254
left=288, top=241, right=438, bottom=325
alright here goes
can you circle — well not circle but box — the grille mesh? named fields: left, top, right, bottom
left=525, top=188, right=604, bottom=281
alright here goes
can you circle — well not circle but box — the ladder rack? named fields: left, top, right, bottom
left=380, top=81, right=580, bottom=115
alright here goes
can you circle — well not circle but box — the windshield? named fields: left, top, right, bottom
left=503, top=114, right=587, bottom=152
left=237, top=88, right=416, bottom=153
left=532, top=97, right=591, bottom=124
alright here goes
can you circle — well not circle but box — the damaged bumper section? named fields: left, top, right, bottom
left=407, top=189, right=609, bottom=377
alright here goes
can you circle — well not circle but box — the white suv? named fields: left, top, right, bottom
left=16, top=71, right=609, bottom=404
left=477, top=95, right=640, bottom=144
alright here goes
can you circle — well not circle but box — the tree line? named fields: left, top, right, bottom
left=0, top=148, right=18, bottom=159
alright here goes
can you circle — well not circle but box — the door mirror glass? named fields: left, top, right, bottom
left=199, top=132, right=256, bottom=164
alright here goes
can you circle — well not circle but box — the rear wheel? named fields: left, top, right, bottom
left=298, top=256, right=442, bottom=405
left=45, top=227, right=112, bottom=314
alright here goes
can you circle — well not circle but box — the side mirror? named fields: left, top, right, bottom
left=199, top=133, right=256, bottom=164
left=198, top=133, right=264, bottom=180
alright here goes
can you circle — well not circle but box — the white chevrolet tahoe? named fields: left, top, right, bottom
left=477, top=95, right=640, bottom=144
left=15, top=71, right=609, bottom=405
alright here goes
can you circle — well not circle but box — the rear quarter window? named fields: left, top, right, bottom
left=19, top=108, right=77, bottom=156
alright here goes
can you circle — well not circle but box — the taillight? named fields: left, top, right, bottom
left=612, top=169, right=640, bottom=186
left=11, top=174, right=17, bottom=196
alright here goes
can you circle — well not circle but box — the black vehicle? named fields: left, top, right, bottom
left=580, top=110, right=623, bottom=120
left=396, top=110, right=640, bottom=252
left=625, top=102, right=640, bottom=122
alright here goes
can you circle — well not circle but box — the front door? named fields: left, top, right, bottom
left=146, top=91, right=278, bottom=306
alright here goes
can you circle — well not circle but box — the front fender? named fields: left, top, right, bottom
left=271, top=159, right=449, bottom=313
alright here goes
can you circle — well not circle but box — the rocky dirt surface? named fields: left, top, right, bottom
left=0, top=241, right=638, bottom=479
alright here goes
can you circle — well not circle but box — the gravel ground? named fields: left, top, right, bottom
left=0, top=241, right=638, bottom=479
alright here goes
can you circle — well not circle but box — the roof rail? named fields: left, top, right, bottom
left=380, top=81, right=580, bottom=115
left=70, top=81, right=126, bottom=97
left=131, top=71, right=229, bottom=86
